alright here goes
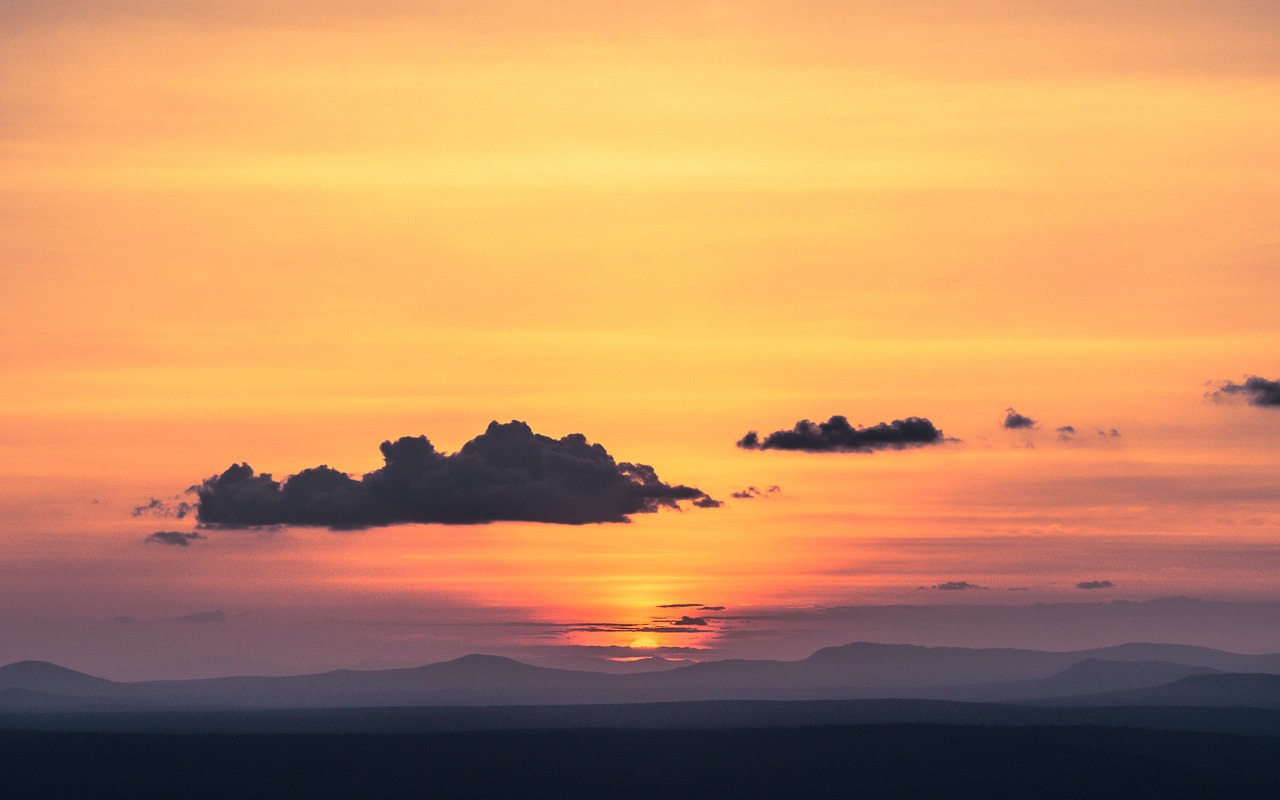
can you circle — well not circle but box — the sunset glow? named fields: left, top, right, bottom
left=2, top=1, right=1279, bottom=679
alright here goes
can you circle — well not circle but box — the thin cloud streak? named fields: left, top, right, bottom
left=738, top=415, right=947, bottom=453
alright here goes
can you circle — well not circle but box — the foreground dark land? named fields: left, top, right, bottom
left=5, top=724, right=1280, bottom=799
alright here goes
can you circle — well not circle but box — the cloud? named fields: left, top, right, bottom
left=730, top=485, right=782, bottom=499
left=657, top=603, right=703, bottom=609
left=737, top=415, right=946, bottom=453
left=195, top=420, right=717, bottom=529
left=930, top=581, right=987, bottom=591
left=1213, top=375, right=1280, bottom=407
left=175, top=610, right=226, bottom=623
left=672, top=616, right=708, bottom=626
left=1056, top=425, right=1076, bottom=441
left=1003, top=408, right=1037, bottom=429
left=132, top=498, right=195, bottom=519
left=144, top=530, right=208, bottom=547
left=1077, top=580, right=1115, bottom=590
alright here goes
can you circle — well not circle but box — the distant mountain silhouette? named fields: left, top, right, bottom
left=1044, top=672, right=1280, bottom=709
left=0, top=661, right=113, bottom=694
left=4, top=642, right=1280, bottom=712
left=925, top=659, right=1217, bottom=702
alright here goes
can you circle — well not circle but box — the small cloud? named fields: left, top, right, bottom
left=1212, top=375, right=1280, bottom=407
left=692, top=496, right=722, bottom=508
left=1077, top=580, right=1115, bottom=590
left=144, top=530, right=208, bottom=547
left=737, top=415, right=947, bottom=453
left=132, top=498, right=195, bottom=519
left=699, top=606, right=726, bottom=611
left=932, top=581, right=987, bottom=591
left=656, top=603, right=703, bottom=609
left=1003, top=408, right=1037, bottom=430
left=174, top=609, right=226, bottom=623
left=730, top=485, right=782, bottom=499
left=1056, top=425, right=1076, bottom=441
left=672, top=616, right=708, bottom=626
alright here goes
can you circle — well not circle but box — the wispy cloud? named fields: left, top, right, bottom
left=1076, top=580, right=1114, bottom=590
left=144, top=530, right=207, bottom=547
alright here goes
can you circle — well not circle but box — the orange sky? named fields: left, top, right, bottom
left=1, top=1, right=1279, bottom=678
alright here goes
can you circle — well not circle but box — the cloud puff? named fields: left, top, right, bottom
left=730, top=485, right=782, bottom=499
left=737, top=416, right=946, bottom=453
left=1056, top=425, right=1076, bottom=441
left=195, top=420, right=717, bottom=529
left=1077, top=580, right=1115, bottom=590
left=144, top=530, right=208, bottom=547
left=1213, top=375, right=1280, bottom=407
left=133, top=498, right=195, bottom=519
left=672, top=616, right=708, bottom=626
left=1003, top=408, right=1037, bottom=429
left=930, top=581, right=987, bottom=591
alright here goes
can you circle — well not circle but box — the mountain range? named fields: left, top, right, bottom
left=5, top=640, right=1280, bottom=713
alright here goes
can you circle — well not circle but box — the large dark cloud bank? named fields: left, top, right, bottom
left=196, top=421, right=717, bottom=529
left=737, top=415, right=946, bottom=453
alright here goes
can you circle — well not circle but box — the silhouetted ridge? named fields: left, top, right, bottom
left=0, top=661, right=111, bottom=692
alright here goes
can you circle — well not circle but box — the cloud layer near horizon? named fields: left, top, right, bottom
left=195, top=420, right=716, bottom=528
left=737, top=415, right=946, bottom=453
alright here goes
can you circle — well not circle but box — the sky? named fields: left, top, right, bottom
left=2, top=0, right=1279, bottom=680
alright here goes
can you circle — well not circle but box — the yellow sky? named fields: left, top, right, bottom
left=1, top=1, right=1279, bottom=676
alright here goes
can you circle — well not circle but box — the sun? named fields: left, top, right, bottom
left=629, top=636, right=659, bottom=650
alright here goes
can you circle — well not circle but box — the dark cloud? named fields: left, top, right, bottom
left=144, top=530, right=208, bottom=547
left=699, top=606, right=726, bottom=611
left=737, top=415, right=946, bottom=453
left=175, top=610, right=226, bottom=623
left=657, top=603, right=703, bottom=609
left=931, top=581, right=987, bottom=591
left=195, top=420, right=717, bottom=529
left=1077, top=580, right=1115, bottom=590
left=563, top=624, right=708, bottom=635
left=1003, top=408, right=1037, bottom=429
left=672, top=616, right=708, bottom=626
left=132, top=498, right=195, bottom=519
left=113, top=616, right=135, bottom=624
left=1056, top=425, right=1076, bottom=441
left=1213, top=375, right=1280, bottom=407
